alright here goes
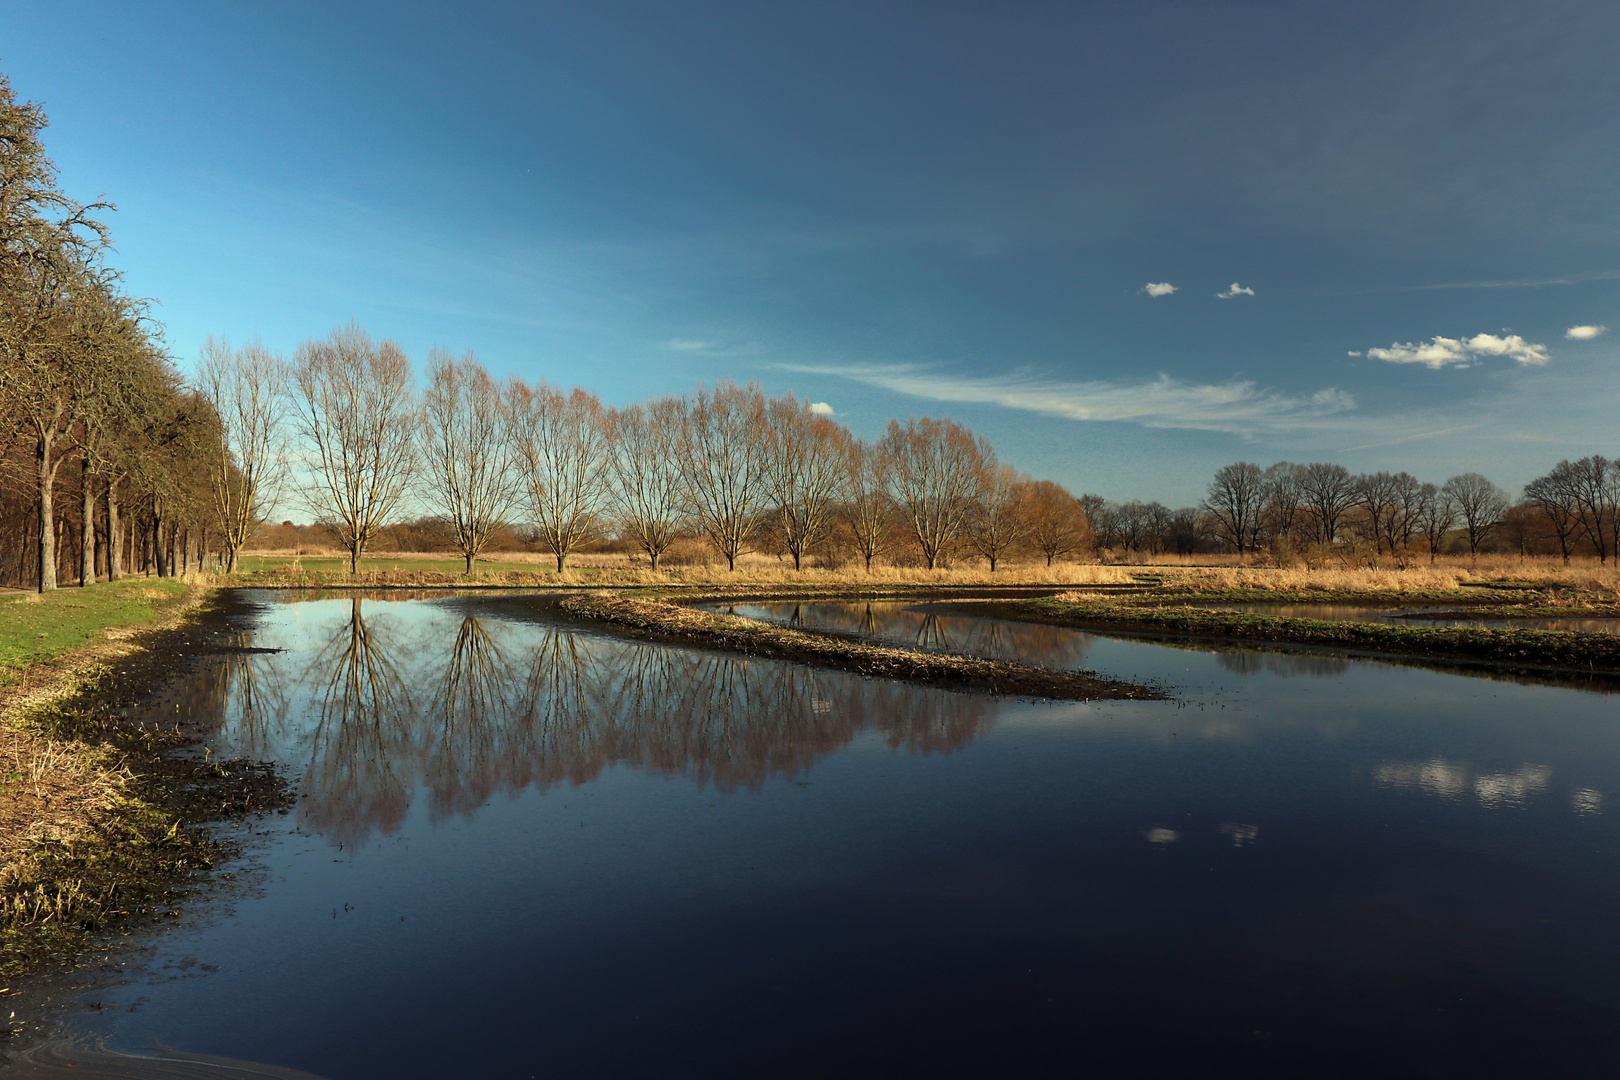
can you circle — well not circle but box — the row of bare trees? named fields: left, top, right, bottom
left=1, top=73, right=237, bottom=590
left=205, top=326, right=1095, bottom=573
left=1195, top=462, right=1511, bottom=562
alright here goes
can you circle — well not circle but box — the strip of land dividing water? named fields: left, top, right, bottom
left=963, top=596, right=1620, bottom=679
left=558, top=593, right=1163, bottom=701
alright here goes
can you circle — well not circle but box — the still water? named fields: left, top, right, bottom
left=12, top=592, right=1620, bottom=1078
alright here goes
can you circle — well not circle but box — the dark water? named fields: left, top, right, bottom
left=10, top=592, right=1620, bottom=1079
left=1212, top=602, right=1620, bottom=635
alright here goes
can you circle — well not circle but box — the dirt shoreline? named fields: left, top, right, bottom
left=558, top=593, right=1163, bottom=701
left=0, top=587, right=291, bottom=983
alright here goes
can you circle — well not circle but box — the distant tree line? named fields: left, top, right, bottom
left=1113, top=458, right=1620, bottom=566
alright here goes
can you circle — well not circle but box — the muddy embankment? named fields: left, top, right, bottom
left=558, top=593, right=1163, bottom=701
left=0, top=588, right=291, bottom=981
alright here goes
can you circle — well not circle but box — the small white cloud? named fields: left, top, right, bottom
left=807, top=401, right=835, bottom=416
left=1366, top=332, right=1548, bottom=369
left=667, top=338, right=716, bottom=352
left=1140, top=282, right=1177, bottom=297
left=1465, top=332, right=1549, bottom=366
left=1217, top=282, right=1255, bottom=299
left=1565, top=324, right=1608, bottom=340
left=1145, top=828, right=1179, bottom=843
left=1347, top=350, right=1362, bottom=357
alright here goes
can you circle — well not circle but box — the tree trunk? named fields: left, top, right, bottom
left=649, top=550, right=660, bottom=572
left=36, top=440, right=59, bottom=592
left=350, top=543, right=361, bottom=574
left=80, top=456, right=96, bottom=587
left=792, top=550, right=802, bottom=571
left=556, top=552, right=566, bottom=573
left=153, top=508, right=168, bottom=577
left=465, top=552, right=475, bottom=575
left=863, top=552, right=873, bottom=571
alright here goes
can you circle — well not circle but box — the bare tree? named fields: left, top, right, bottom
left=1203, top=462, right=1264, bottom=553
left=1299, top=462, right=1356, bottom=544
left=763, top=395, right=852, bottom=571
left=1026, top=480, right=1090, bottom=566
left=681, top=382, right=770, bottom=571
left=1113, top=500, right=1152, bottom=553
left=1261, top=462, right=1305, bottom=541
left=289, top=323, right=418, bottom=573
left=966, top=464, right=1031, bottom=571
left=1524, top=462, right=1589, bottom=565
left=1417, top=482, right=1457, bottom=562
left=1384, top=472, right=1426, bottom=564
left=1443, top=472, right=1509, bottom=555
left=841, top=439, right=892, bottom=571
left=1078, top=494, right=1112, bottom=550
left=1353, top=472, right=1398, bottom=554
left=421, top=348, right=516, bottom=574
left=510, top=381, right=612, bottom=572
left=1563, top=455, right=1617, bottom=563
left=883, top=416, right=987, bottom=570
left=197, top=334, right=290, bottom=573
left=607, top=397, right=685, bottom=571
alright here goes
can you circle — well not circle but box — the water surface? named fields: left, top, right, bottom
left=13, top=591, right=1620, bottom=1079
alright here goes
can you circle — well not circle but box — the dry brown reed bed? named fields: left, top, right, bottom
left=239, top=546, right=1620, bottom=596
left=560, top=593, right=1161, bottom=700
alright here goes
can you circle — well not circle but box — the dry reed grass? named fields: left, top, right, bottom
left=1143, top=560, right=1620, bottom=595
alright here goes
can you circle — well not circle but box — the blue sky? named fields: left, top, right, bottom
left=8, top=1, right=1618, bottom=504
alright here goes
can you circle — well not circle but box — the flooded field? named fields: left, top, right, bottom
left=10, top=591, right=1620, bottom=1078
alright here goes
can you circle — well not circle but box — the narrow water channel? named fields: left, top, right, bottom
left=11, top=591, right=1620, bottom=1078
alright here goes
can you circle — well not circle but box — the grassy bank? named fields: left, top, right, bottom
left=560, top=593, right=1162, bottom=701
left=0, top=578, right=193, bottom=687
left=980, top=595, right=1620, bottom=676
left=0, top=584, right=288, bottom=978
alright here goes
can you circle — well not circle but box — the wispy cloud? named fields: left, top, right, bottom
left=1365, top=332, right=1549, bottom=369
left=1565, top=324, right=1608, bottom=340
left=667, top=338, right=718, bottom=352
left=1350, top=270, right=1620, bottom=295
left=1216, top=282, right=1255, bottom=299
left=1337, top=424, right=1480, bottom=453
left=1140, top=282, right=1177, bottom=298
left=782, top=364, right=1354, bottom=436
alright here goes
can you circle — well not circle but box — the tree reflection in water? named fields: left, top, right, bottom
left=238, top=605, right=1001, bottom=845
left=303, top=597, right=416, bottom=840
left=724, top=601, right=1099, bottom=673
left=1215, top=651, right=1351, bottom=678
